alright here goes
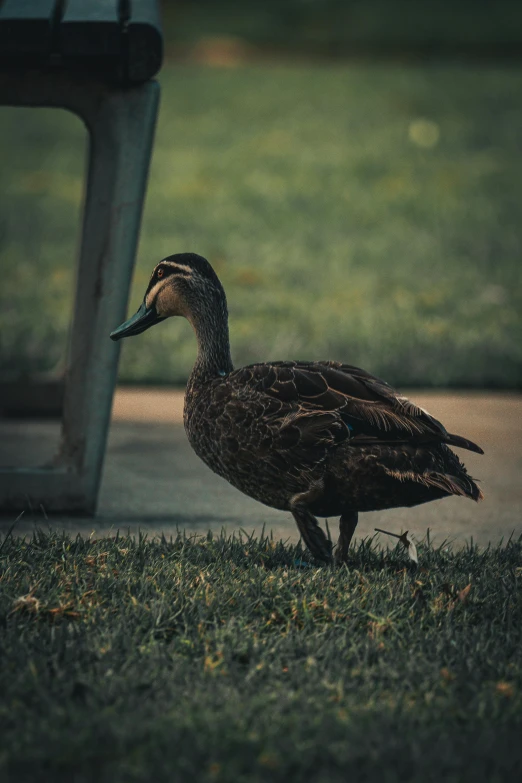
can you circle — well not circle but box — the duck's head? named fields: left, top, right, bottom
left=110, top=252, right=225, bottom=341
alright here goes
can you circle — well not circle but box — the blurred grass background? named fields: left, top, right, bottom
left=0, top=1, right=521, bottom=388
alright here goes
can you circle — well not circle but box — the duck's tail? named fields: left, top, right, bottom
left=383, top=467, right=484, bottom=502
left=446, top=432, right=484, bottom=455
left=421, top=470, right=484, bottom=502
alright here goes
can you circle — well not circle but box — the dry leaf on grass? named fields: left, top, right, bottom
left=495, top=681, right=514, bottom=698
left=457, top=583, right=472, bottom=603
left=11, top=593, right=41, bottom=614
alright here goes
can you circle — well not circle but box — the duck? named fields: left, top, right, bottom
left=110, top=253, right=484, bottom=565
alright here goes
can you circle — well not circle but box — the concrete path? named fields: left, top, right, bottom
left=2, top=388, right=521, bottom=549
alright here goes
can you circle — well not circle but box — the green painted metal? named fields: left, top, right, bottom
left=0, top=2, right=163, bottom=510
left=61, top=0, right=121, bottom=59
left=127, top=0, right=163, bottom=82
left=0, top=0, right=55, bottom=55
left=63, top=0, right=119, bottom=24
left=0, top=0, right=55, bottom=20
left=0, top=0, right=163, bottom=83
left=0, top=69, right=160, bottom=512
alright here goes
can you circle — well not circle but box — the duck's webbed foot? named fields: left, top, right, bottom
left=334, top=510, right=358, bottom=565
left=290, top=484, right=333, bottom=565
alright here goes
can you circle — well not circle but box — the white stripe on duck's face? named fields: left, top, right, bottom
left=159, top=261, right=194, bottom=275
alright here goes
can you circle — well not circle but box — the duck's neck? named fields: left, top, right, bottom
left=186, top=290, right=233, bottom=393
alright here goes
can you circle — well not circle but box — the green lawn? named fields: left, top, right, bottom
left=1, top=64, right=521, bottom=386
left=167, top=0, right=522, bottom=53
left=1, top=530, right=521, bottom=782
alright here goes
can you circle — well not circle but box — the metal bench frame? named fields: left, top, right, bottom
left=0, top=68, right=159, bottom=513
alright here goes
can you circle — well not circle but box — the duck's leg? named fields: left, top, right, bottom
left=334, top=510, right=358, bottom=565
left=290, top=484, right=333, bottom=565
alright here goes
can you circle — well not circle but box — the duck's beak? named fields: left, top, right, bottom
left=110, top=301, right=165, bottom=341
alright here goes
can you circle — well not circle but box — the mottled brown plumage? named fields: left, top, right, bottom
left=111, top=253, right=484, bottom=565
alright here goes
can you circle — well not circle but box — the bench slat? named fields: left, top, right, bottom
left=127, top=0, right=163, bottom=82
left=61, top=0, right=121, bottom=58
left=0, top=0, right=56, bottom=55
left=0, top=0, right=163, bottom=82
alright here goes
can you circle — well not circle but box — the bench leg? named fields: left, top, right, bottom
left=57, top=81, right=160, bottom=512
left=0, top=74, right=160, bottom=513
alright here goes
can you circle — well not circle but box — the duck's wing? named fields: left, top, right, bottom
left=230, top=360, right=483, bottom=455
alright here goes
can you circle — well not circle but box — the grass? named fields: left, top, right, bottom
left=1, top=64, right=522, bottom=386
left=1, top=529, right=521, bottom=782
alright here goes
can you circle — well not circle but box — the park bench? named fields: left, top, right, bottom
left=0, top=0, right=162, bottom=513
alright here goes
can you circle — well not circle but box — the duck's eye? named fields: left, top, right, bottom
left=157, top=268, right=164, bottom=279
